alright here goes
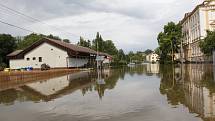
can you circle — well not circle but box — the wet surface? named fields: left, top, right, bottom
left=0, top=64, right=215, bottom=121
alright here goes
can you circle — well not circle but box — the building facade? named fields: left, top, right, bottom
left=181, top=0, right=215, bottom=62
left=7, top=38, right=111, bottom=69
left=146, top=52, right=159, bottom=63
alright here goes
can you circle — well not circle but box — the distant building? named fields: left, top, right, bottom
left=180, top=0, right=215, bottom=62
left=146, top=52, right=159, bottom=63
left=7, top=38, right=111, bottom=69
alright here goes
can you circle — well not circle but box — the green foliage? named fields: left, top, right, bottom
left=199, top=30, right=215, bottom=56
left=17, top=33, right=44, bottom=49
left=63, top=39, right=70, bottom=43
left=17, top=33, right=71, bottom=49
left=77, top=37, right=91, bottom=48
left=92, top=32, right=105, bottom=52
left=103, top=40, right=118, bottom=56
left=0, top=34, right=17, bottom=67
left=91, top=32, right=118, bottom=56
left=154, top=47, right=160, bottom=55
left=144, top=49, right=153, bottom=55
left=47, top=34, right=61, bottom=40
left=157, top=22, right=182, bottom=63
left=118, top=49, right=126, bottom=61
left=125, top=51, right=144, bottom=64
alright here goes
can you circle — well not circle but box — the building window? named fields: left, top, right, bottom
left=51, top=49, right=53, bottom=51
left=33, top=57, right=36, bottom=60
left=39, top=57, right=42, bottom=62
left=26, top=58, right=30, bottom=61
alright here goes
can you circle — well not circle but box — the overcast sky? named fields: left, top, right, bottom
left=0, top=0, right=202, bottom=52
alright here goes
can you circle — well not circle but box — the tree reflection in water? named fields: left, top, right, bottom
left=160, top=64, right=215, bottom=121
left=2, top=64, right=215, bottom=121
left=0, top=68, right=129, bottom=105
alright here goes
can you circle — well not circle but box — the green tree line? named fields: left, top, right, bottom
left=0, top=32, right=152, bottom=69
left=77, top=32, right=152, bottom=66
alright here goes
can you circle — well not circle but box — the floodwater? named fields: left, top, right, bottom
left=0, top=64, right=215, bottom=121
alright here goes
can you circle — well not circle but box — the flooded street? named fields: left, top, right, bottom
left=0, top=64, right=215, bottom=121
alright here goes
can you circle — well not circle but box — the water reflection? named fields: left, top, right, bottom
left=1, top=64, right=215, bottom=121
left=0, top=69, right=129, bottom=105
left=160, top=64, right=215, bottom=121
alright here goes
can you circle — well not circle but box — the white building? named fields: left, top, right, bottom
left=146, top=52, right=159, bottom=63
left=7, top=38, right=111, bottom=69
left=180, top=0, right=215, bottom=62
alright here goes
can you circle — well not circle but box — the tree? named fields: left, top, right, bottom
left=92, top=32, right=104, bottom=52
left=103, top=40, right=118, bottom=56
left=0, top=34, right=17, bottom=67
left=77, top=37, right=91, bottom=48
left=16, top=33, right=68, bottom=49
left=91, top=32, right=118, bottom=56
left=63, top=39, right=70, bottom=43
left=154, top=47, right=160, bottom=55
left=118, top=49, right=126, bottom=60
left=17, top=33, right=44, bottom=49
left=199, top=30, right=215, bottom=56
left=47, top=34, right=61, bottom=40
left=157, top=22, right=182, bottom=63
left=144, top=49, right=153, bottom=55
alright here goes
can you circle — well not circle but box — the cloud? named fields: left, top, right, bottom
left=0, top=0, right=203, bottom=52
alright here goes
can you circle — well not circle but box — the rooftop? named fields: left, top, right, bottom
left=7, top=38, right=111, bottom=59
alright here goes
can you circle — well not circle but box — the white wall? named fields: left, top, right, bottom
left=10, top=42, right=68, bottom=69
left=146, top=53, right=159, bottom=62
left=103, top=58, right=111, bottom=64
left=146, top=55, right=150, bottom=62
left=151, top=54, right=159, bottom=62
left=68, top=58, right=89, bottom=68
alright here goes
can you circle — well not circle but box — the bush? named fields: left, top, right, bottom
left=110, top=60, right=127, bottom=67
left=0, top=63, right=7, bottom=71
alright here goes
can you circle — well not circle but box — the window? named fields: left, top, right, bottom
left=39, top=57, right=42, bottom=62
left=33, top=57, right=36, bottom=60
left=51, top=49, right=53, bottom=51
left=27, top=58, right=30, bottom=61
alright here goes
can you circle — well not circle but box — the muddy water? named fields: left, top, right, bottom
left=0, top=64, right=214, bottom=121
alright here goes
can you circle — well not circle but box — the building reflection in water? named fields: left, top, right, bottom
left=160, top=64, right=215, bottom=121
left=147, top=63, right=160, bottom=74
left=2, top=64, right=215, bottom=121
left=0, top=68, right=126, bottom=105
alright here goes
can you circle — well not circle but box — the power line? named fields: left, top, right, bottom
left=0, top=3, right=39, bottom=22
left=0, top=6, right=36, bottom=22
left=0, top=19, right=34, bottom=33
left=0, top=3, right=84, bottom=39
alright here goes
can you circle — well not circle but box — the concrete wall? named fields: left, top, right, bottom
left=10, top=42, right=68, bottom=69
